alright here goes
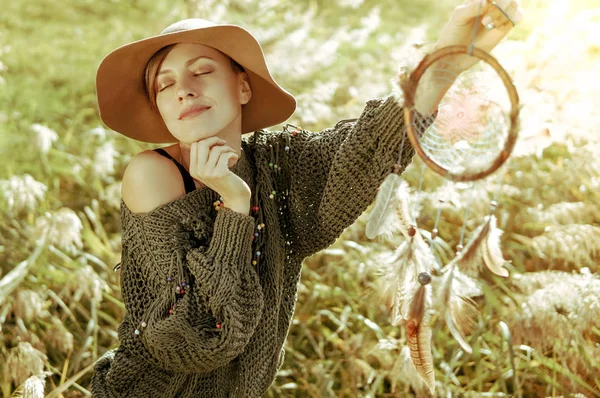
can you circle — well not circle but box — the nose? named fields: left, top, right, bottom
left=176, top=77, right=198, bottom=102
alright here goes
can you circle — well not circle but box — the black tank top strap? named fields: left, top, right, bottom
left=153, top=148, right=197, bottom=194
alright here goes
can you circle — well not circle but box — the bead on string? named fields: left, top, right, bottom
left=214, top=196, right=225, bottom=211
left=252, top=222, right=265, bottom=265
left=134, top=321, right=147, bottom=336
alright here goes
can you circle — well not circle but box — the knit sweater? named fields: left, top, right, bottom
left=90, top=94, right=430, bottom=397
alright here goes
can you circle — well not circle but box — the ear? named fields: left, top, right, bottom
left=238, top=72, right=252, bottom=105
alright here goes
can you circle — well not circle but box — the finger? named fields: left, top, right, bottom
left=508, top=4, right=524, bottom=25
left=207, top=145, right=236, bottom=170
left=482, top=12, right=517, bottom=31
left=482, top=13, right=507, bottom=31
left=493, top=2, right=521, bottom=27
left=490, top=0, right=510, bottom=10
left=217, top=152, right=238, bottom=172
left=485, top=1, right=519, bottom=27
left=213, top=150, right=237, bottom=174
left=190, top=142, right=197, bottom=177
left=199, top=136, right=226, bottom=149
left=197, top=136, right=224, bottom=168
left=452, top=0, right=490, bottom=25
left=197, top=136, right=226, bottom=150
left=196, top=141, right=209, bottom=171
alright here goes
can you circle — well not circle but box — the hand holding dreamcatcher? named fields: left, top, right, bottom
left=366, top=0, right=523, bottom=393
left=436, top=0, right=524, bottom=70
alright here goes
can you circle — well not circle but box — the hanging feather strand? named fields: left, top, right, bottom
left=379, top=240, right=412, bottom=325
left=449, top=296, right=478, bottom=341
left=407, top=311, right=435, bottom=393
left=395, top=181, right=415, bottom=238
left=377, top=231, right=437, bottom=392
left=379, top=233, right=437, bottom=326
left=406, top=267, right=435, bottom=392
left=481, top=215, right=510, bottom=277
left=406, top=239, right=435, bottom=393
left=366, top=173, right=414, bottom=240
left=438, top=261, right=474, bottom=353
left=455, top=215, right=510, bottom=277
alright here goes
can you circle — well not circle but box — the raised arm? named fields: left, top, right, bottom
left=119, top=205, right=264, bottom=374
left=284, top=94, right=434, bottom=259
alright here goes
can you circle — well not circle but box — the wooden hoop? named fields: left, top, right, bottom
left=402, top=45, right=520, bottom=182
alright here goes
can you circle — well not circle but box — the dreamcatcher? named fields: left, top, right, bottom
left=366, top=0, right=520, bottom=393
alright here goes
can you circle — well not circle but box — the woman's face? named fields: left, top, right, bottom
left=155, top=43, right=251, bottom=143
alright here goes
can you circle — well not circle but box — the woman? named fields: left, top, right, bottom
left=91, top=1, right=522, bottom=396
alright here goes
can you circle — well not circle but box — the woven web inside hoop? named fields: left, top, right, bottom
left=415, top=59, right=513, bottom=175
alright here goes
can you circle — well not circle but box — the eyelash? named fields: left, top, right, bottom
left=158, top=71, right=211, bottom=92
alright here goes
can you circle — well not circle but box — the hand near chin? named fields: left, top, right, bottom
left=190, top=137, right=251, bottom=214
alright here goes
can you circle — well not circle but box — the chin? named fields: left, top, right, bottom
left=168, top=114, right=238, bottom=142
left=173, top=125, right=220, bottom=143
left=184, top=131, right=217, bottom=143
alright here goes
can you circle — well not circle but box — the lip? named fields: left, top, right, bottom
left=179, top=105, right=211, bottom=120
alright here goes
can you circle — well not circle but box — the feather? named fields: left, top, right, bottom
left=376, top=231, right=436, bottom=391
left=412, top=232, right=438, bottom=277
left=407, top=315, right=435, bottom=393
left=366, top=173, right=403, bottom=239
left=395, top=181, right=415, bottom=238
left=456, top=217, right=491, bottom=275
left=405, top=246, right=436, bottom=392
left=438, top=261, right=473, bottom=353
left=366, top=173, right=414, bottom=239
left=449, top=296, right=478, bottom=338
left=408, top=284, right=427, bottom=326
left=391, top=258, right=417, bottom=326
left=400, top=346, right=430, bottom=395
left=452, top=268, right=484, bottom=298
left=481, top=215, right=510, bottom=277
left=434, top=260, right=480, bottom=354
left=380, top=232, right=436, bottom=326
left=445, top=308, right=472, bottom=354
left=455, top=215, right=509, bottom=277
left=379, top=240, right=412, bottom=325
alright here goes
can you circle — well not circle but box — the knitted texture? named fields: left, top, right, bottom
left=91, top=94, right=430, bottom=397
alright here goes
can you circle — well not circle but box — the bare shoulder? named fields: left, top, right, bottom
left=121, top=149, right=186, bottom=214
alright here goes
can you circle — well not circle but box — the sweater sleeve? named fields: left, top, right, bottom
left=286, top=93, right=435, bottom=259
left=119, top=206, right=264, bottom=374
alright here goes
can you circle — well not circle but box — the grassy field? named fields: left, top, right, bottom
left=1, top=0, right=599, bottom=396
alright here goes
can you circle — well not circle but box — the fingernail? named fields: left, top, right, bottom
left=482, top=15, right=492, bottom=26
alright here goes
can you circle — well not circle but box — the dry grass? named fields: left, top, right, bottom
left=1, top=0, right=599, bottom=396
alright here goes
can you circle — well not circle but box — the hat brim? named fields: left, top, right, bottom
left=96, top=24, right=296, bottom=143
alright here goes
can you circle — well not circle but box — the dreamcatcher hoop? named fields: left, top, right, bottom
left=403, top=45, right=520, bottom=182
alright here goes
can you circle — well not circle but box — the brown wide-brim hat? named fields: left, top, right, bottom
left=96, top=19, right=296, bottom=143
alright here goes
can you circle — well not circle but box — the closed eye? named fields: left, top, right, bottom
left=157, top=70, right=211, bottom=92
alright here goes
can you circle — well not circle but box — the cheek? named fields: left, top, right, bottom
left=222, top=79, right=243, bottom=108
left=156, top=97, right=173, bottom=121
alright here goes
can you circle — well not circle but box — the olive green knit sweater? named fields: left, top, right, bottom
left=91, top=94, right=428, bottom=397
